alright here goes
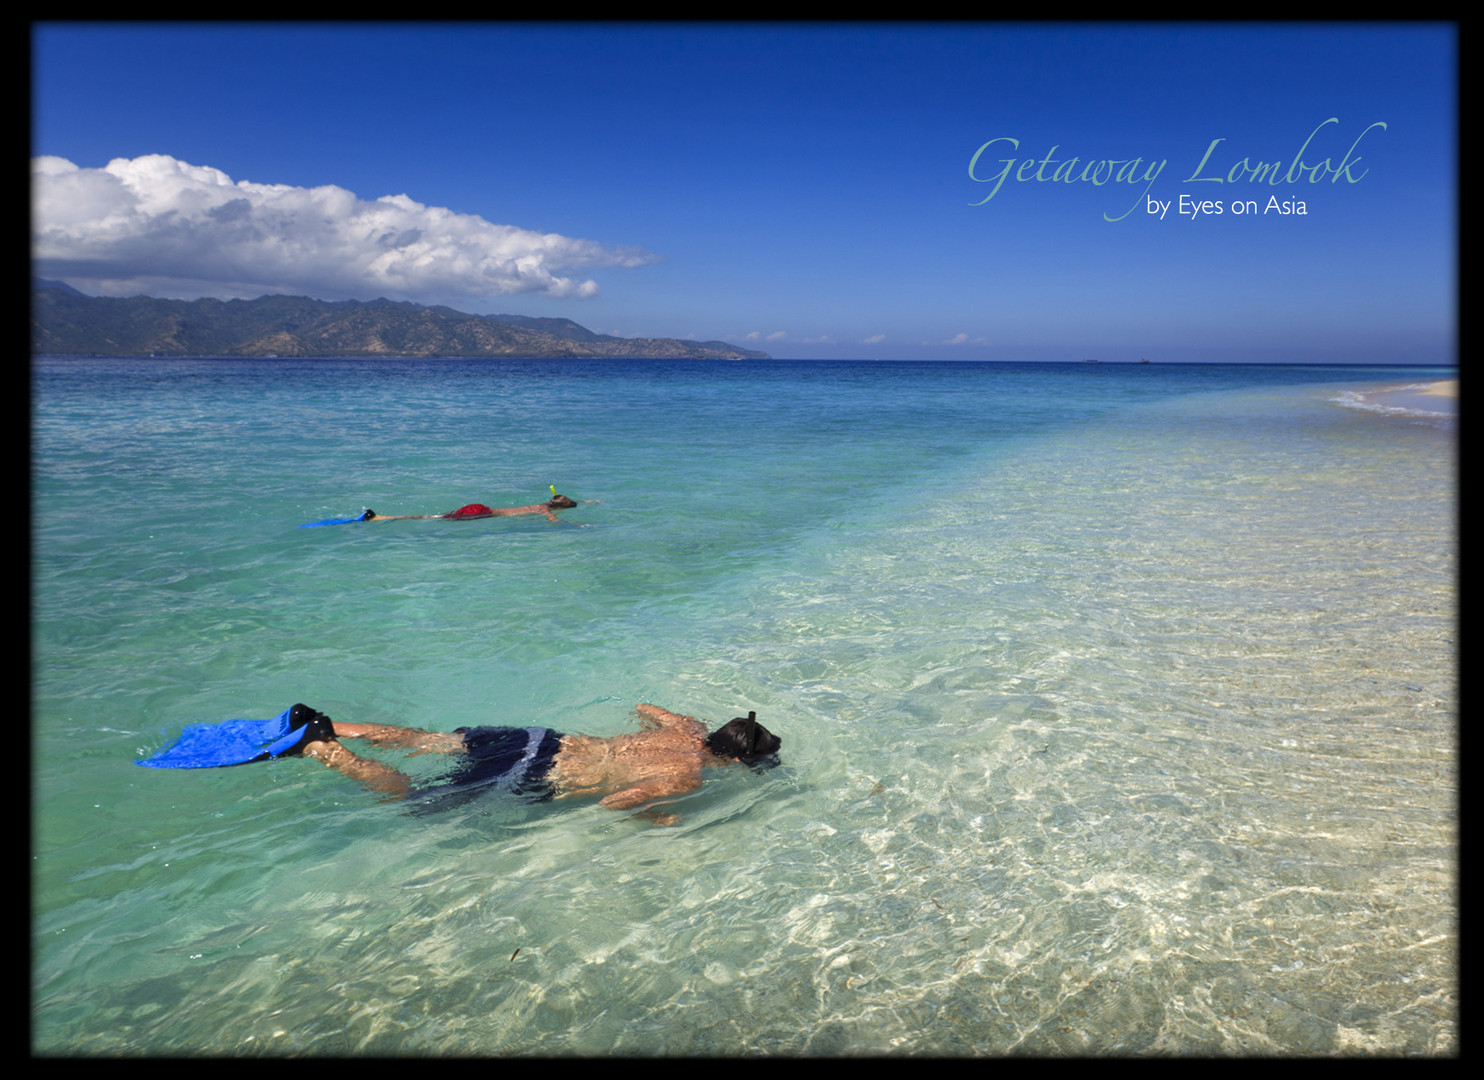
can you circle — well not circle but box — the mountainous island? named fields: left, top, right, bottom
left=30, top=280, right=770, bottom=360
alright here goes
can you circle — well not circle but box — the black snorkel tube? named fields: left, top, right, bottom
left=727, top=711, right=782, bottom=772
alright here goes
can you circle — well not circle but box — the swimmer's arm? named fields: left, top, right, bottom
left=304, top=739, right=412, bottom=800
left=598, top=774, right=703, bottom=812
left=634, top=704, right=701, bottom=731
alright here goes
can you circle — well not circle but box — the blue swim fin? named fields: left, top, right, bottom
left=300, top=509, right=374, bottom=528
left=138, top=705, right=327, bottom=768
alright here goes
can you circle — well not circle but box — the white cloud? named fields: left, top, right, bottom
left=862, top=333, right=885, bottom=344
left=31, top=154, right=659, bottom=303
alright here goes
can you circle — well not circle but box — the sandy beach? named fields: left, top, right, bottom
left=1341, top=377, right=1457, bottom=419
left=1418, top=378, right=1458, bottom=398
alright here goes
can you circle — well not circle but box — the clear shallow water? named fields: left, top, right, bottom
left=33, top=358, right=1455, bottom=1055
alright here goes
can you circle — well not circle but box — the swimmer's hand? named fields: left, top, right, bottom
left=632, top=808, right=681, bottom=827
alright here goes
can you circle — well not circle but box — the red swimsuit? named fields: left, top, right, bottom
left=442, top=503, right=495, bottom=519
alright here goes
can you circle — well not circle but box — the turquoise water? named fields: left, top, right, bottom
left=33, top=358, right=1455, bottom=1055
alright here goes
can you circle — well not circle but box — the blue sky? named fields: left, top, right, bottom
left=33, top=23, right=1455, bottom=362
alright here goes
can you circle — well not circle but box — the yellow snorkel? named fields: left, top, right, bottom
left=546, top=484, right=579, bottom=512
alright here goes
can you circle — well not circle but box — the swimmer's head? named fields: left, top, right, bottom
left=547, top=494, right=578, bottom=509
left=706, top=711, right=782, bottom=769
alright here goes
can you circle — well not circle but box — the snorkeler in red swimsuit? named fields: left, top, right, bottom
left=362, top=492, right=579, bottom=523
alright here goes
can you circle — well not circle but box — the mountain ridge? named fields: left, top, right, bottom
left=30, top=281, right=770, bottom=360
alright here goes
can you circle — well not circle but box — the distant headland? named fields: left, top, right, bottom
left=30, top=279, right=769, bottom=360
